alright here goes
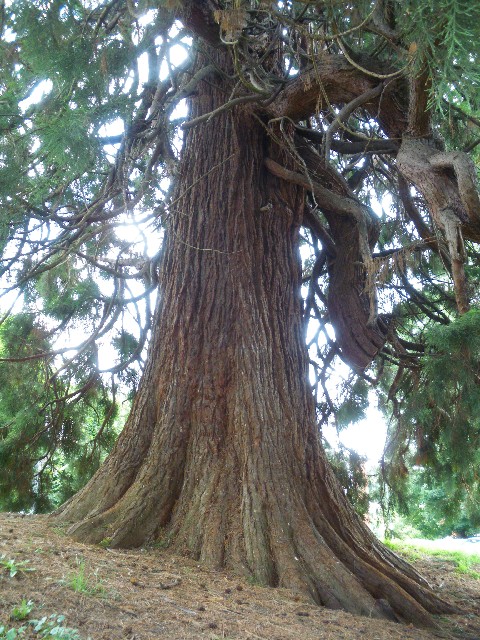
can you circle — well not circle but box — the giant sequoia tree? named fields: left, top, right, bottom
left=1, top=0, right=480, bottom=627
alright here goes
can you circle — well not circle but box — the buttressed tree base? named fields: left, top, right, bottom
left=2, top=0, right=479, bottom=629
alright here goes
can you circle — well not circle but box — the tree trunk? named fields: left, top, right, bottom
left=54, top=51, right=454, bottom=627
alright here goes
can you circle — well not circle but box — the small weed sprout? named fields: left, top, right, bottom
left=0, top=555, right=35, bottom=578
left=10, top=599, right=34, bottom=621
left=98, top=538, right=112, bottom=549
left=68, top=559, right=89, bottom=593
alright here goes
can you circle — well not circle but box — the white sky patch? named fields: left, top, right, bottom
left=160, top=48, right=187, bottom=80
left=98, top=117, right=124, bottom=159
left=169, top=42, right=190, bottom=66
left=114, top=216, right=161, bottom=259
left=3, top=27, right=16, bottom=42
left=323, top=398, right=386, bottom=470
left=138, top=9, right=158, bottom=28
left=374, top=192, right=395, bottom=221
left=98, top=117, right=124, bottom=138
left=137, top=51, right=150, bottom=86
left=18, top=80, right=53, bottom=113
left=170, top=98, right=188, bottom=121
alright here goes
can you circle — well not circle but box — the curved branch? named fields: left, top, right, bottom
left=265, top=156, right=387, bottom=370
left=264, top=157, right=369, bottom=219
left=323, top=82, right=385, bottom=160
left=271, top=56, right=407, bottom=137
left=396, top=174, right=451, bottom=267
left=303, top=207, right=336, bottom=256
left=182, top=93, right=268, bottom=130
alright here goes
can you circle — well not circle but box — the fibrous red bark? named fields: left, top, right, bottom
left=54, top=47, right=455, bottom=628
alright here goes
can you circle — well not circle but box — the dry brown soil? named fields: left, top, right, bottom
left=0, top=513, right=479, bottom=639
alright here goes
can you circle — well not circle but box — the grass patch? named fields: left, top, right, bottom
left=385, top=539, right=480, bottom=579
left=64, top=558, right=106, bottom=596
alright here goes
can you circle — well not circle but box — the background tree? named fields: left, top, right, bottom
left=0, top=312, right=121, bottom=512
left=1, top=0, right=479, bottom=627
left=379, top=310, right=480, bottom=539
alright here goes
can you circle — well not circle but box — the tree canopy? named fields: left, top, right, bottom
left=0, top=0, right=479, bottom=534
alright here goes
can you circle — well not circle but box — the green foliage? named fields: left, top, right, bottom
left=335, top=379, right=369, bottom=427
left=0, top=613, right=81, bottom=640
left=326, top=445, right=370, bottom=518
left=385, top=540, right=480, bottom=579
left=0, top=314, right=121, bottom=513
left=97, top=537, right=112, bottom=549
left=399, top=0, right=480, bottom=112
left=35, top=266, right=101, bottom=321
left=0, top=0, right=132, bottom=197
left=112, top=331, right=140, bottom=361
left=395, top=467, right=479, bottom=539
left=10, top=600, right=34, bottom=622
left=65, top=559, right=105, bottom=596
left=0, top=626, right=22, bottom=640
left=30, top=615, right=84, bottom=640
left=324, top=0, right=480, bottom=122
left=379, top=310, right=480, bottom=538
left=0, top=1, right=157, bottom=512
left=0, top=555, right=35, bottom=578
left=1, top=609, right=86, bottom=639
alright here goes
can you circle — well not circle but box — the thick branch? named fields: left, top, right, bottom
left=271, top=57, right=407, bottom=136
left=182, top=94, right=267, bottom=130
left=397, top=137, right=480, bottom=314
left=265, top=156, right=387, bottom=369
left=177, top=0, right=221, bottom=46
left=407, top=65, right=432, bottom=137
left=429, top=151, right=480, bottom=224
left=264, top=157, right=369, bottom=220
left=303, top=207, right=336, bottom=256
left=397, top=174, right=451, bottom=268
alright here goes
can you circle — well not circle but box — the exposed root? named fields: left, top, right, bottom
left=53, top=450, right=458, bottom=630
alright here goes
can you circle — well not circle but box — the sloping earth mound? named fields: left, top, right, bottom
left=0, top=513, right=478, bottom=639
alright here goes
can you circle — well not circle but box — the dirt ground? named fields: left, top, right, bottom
left=0, top=513, right=479, bottom=640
